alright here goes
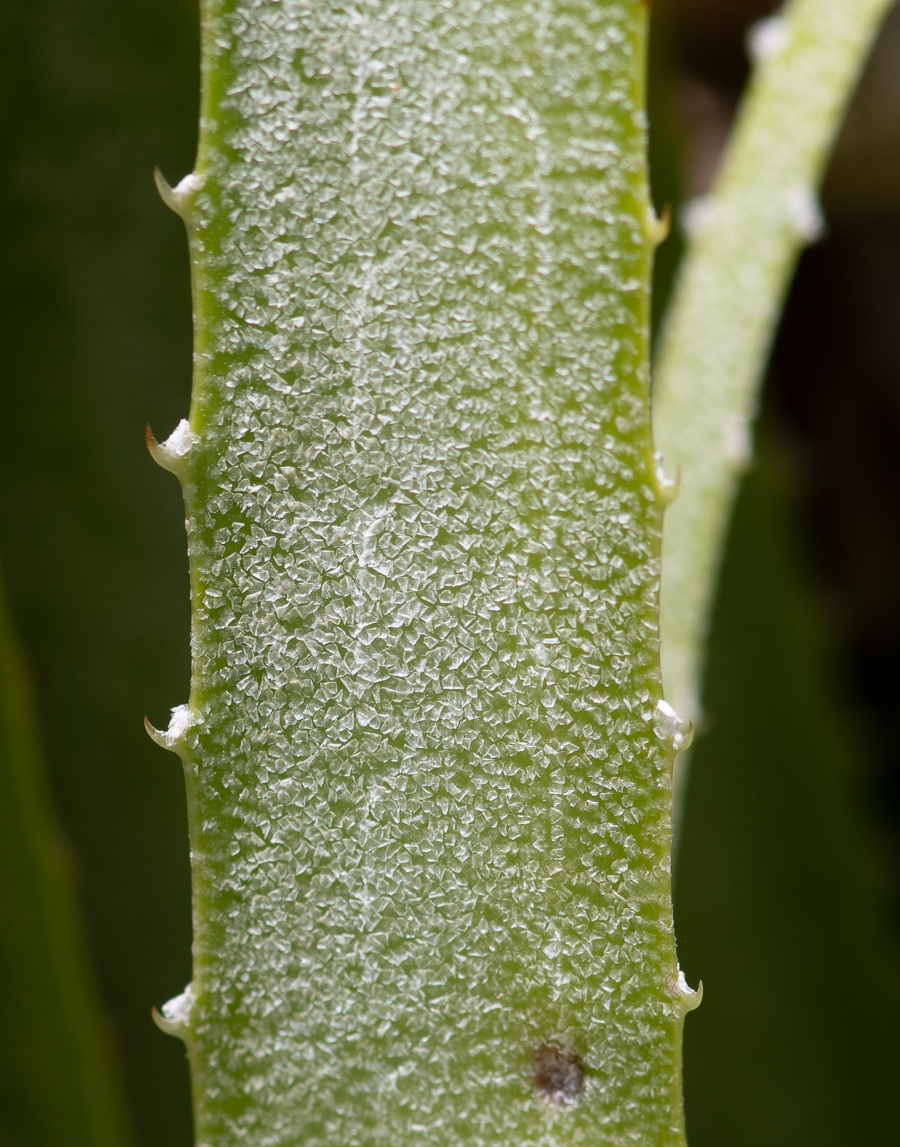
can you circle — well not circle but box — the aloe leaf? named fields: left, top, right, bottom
left=652, top=0, right=894, bottom=806
left=0, top=572, right=132, bottom=1147
left=150, top=0, right=697, bottom=1142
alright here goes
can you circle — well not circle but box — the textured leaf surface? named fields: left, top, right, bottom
left=157, top=0, right=692, bottom=1142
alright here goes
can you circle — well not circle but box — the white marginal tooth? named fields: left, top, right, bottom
left=152, top=1007, right=182, bottom=1037
left=675, top=721, right=695, bottom=753
left=145, top=424, right=168, bottom=469
left=747, top=15, right=789, bottom=64
left=153, top=983, right=195, bottom=1041
left=144, top=704, right=196, bottom=753
left=667, top=969, right=703, bottom=1013
left=785, top=186, right=825, bottom=244
left=143, top=716, right=169, bottom=749
left=656, top=698, right=693, bottom=752
left=153, top=166, right=205, bottom=221
left=145, top=418, right=196, bottom=476
left=153, top=166, right=179, bottom=212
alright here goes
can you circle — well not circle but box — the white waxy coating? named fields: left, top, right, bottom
left=162, top=983, right=195, bottom=1027
left=163, top=419, right=198, bottom=460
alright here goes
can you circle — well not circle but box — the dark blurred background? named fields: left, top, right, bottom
left=0, top=0, right=898, bottom=1144
left=655, top=2, right=900, bottom=1143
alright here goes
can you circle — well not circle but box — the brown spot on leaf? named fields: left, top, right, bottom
left=531, top=1043, right=585, bottom=1105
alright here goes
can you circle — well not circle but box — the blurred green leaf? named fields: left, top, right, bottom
left=0, top=570, right=131, bottom=1147
left=676, top=435, right=900, bottom=1146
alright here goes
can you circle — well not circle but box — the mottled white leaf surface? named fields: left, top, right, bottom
left=158, top=0, right=690, bottom=1143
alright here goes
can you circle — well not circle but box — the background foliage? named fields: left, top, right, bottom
left=1, top=0, right=899, bottom=1144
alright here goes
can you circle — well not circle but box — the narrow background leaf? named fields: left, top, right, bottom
left=0, top=570, right=132, bottom=1147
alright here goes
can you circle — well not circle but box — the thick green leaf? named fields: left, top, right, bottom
left=153, top=0, right=694, bottom=1142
